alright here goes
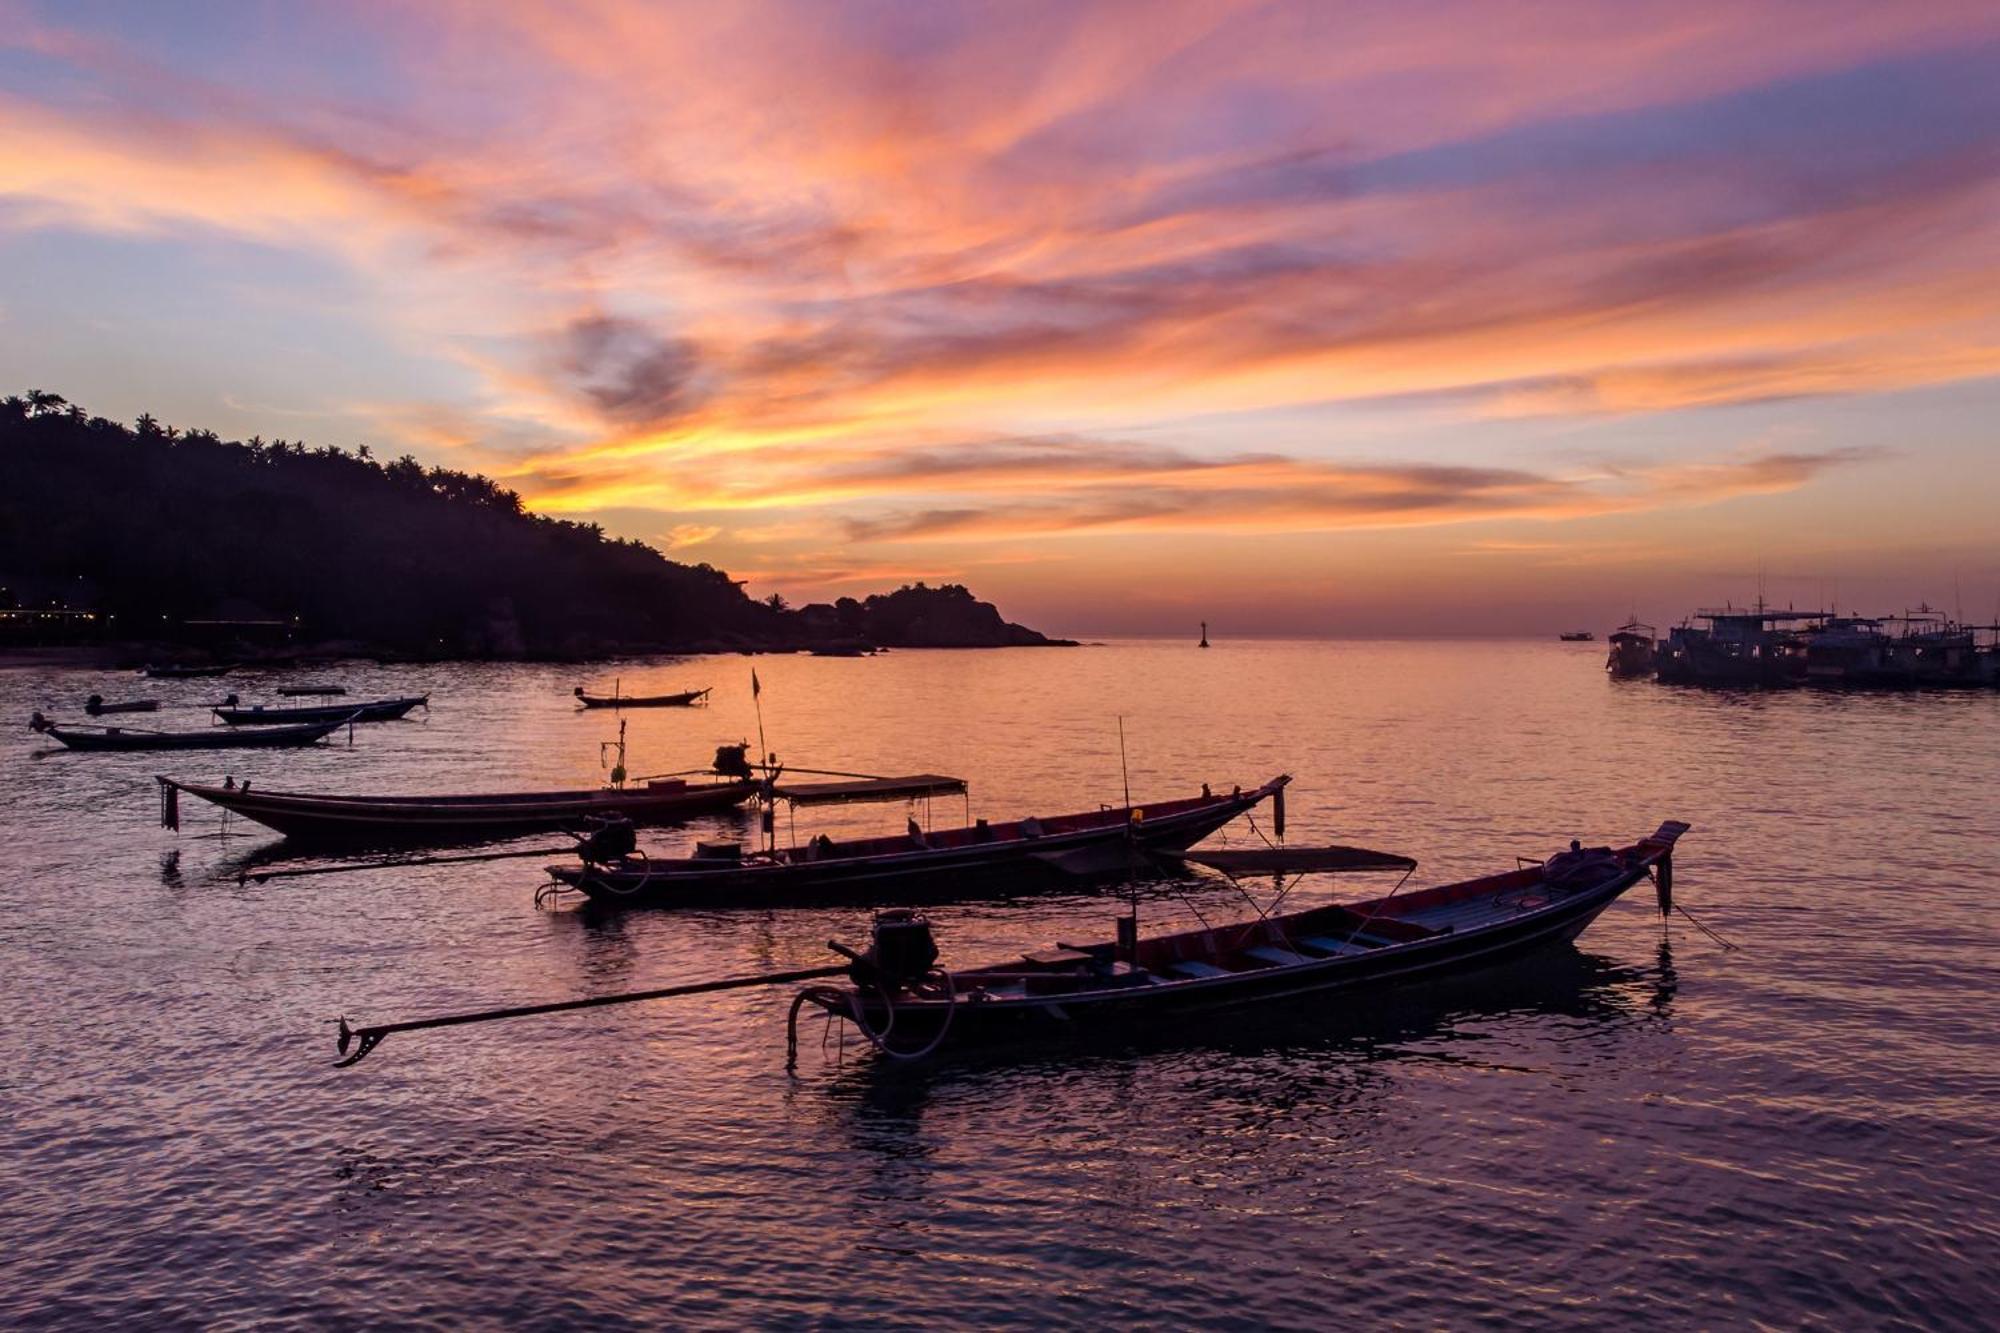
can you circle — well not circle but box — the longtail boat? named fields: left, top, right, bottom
left=327, top=818, right=1690, bottom=1071
left=141, top=662, right=234, bottom=678
left=791, top=821, right=1690, bottom=1061
left=84, top=694, right=160, bottom=715
left=212, top=695, right=427, bottom=725
left=32, top=711, right=351, bottom=751
left=279, top=685, right=348, bottom=696
left=158, top=773, right=755, bottom=842
left=573, top=686, right=710, bottom=709
left=542, top=776, right=1289, bottom=909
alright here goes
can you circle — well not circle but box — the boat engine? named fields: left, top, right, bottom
left=831, top=909, right=938, bottom=989
left=575, top=815, right=637, bottom=864
left=712, top=743, right=753, bottom=779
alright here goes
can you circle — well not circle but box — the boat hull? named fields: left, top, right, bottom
left=213, top=696, right=426, bottom=725
left=575, top=689, right=708, bottom=709
left=163, top=778, right=755, bottom=842
left=552, top=779, right=1288, bottom=909
left=44, top=718, right=345, bottom=751
left=802, top=822, right=1687, bottom=1060
left=846, top=872, right=1641, bottom=1049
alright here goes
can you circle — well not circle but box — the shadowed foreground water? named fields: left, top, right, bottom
left=4, top=641, right=1996, bottom=1328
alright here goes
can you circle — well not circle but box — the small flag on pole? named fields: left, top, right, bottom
left=751, top=669, right=761, bottom=698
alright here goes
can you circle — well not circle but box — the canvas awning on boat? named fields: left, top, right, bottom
left=771, top=773, right=968, bottom=806
left=1166, top=845, right=1416, bottom=874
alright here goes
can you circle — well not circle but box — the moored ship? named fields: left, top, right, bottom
left=1656, top=605, right=1819, bottom=687
left=1604, top=620, right=1657, bottom=677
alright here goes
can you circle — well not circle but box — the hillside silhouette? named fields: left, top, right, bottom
left=0, top=391, right=1066, bottom=657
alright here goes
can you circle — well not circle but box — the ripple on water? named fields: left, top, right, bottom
left=2, top=644, right=1996, bottom=1328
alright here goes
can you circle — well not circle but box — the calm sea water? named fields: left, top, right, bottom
left=4, top=642, right=1995, bottom=1329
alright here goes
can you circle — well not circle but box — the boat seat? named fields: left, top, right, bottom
left=1166, top=960, right=1232, bottom=980
left=1297, top=935, right=1372, bottom=956
left=1243, top=946, right=1308, bottom=967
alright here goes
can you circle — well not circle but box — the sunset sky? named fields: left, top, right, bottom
left=4, top=1, right=1996, bottom=635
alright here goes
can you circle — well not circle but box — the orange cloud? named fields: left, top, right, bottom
left=3, top=0, right=1997, bottom=617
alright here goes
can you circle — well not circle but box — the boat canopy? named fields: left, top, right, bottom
left=1166, top=845, right=1415, bottom=874
left=771, top=773, right=968, bottom=806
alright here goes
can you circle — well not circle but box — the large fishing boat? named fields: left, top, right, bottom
left=542, top=776, right=1290, bottom=909
left=1604, top=620, right=1657, bottom=677
left=790, top=820, right=1689, bottom=1061
left=1656, top=605, right=1819, bottom=686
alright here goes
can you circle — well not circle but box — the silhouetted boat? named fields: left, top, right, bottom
left=278, top=684, right=348, bottom=696
left=544, top=776, right=1290, bottom=909
left=1657, top=604, right=1819, bottom=686
left=1605, top=621, right=1657, bottom=677
left=84, top=694, right=159, bottom=715
left=31, top=711, right=350, bottom=751
left=141, top=662, right=235, bottom=679
left=212, top=695, right=427, bottom=725
left=792, top=821, right=1690, bottom=1060
left=158, top=773, right=756, bottom=842
left=573, top=686, right=710, bottom=709
left=1559, top=631, right=1594, bottom=641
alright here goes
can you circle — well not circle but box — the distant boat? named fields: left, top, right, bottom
left=1559, top=631, right=1595, bottom=642
left=574, top=686, right=710, bottom=709
left=84, top=694, right=159, bottom=715
left=31, top=711, right=350, bottom=751
left=141, top=662, right=234, bottom=679
left=278, top=684, right=348, bottom=697
left=213, top=695, right=427, bottom=725
left=1198, top=621, right=1210, bottom=648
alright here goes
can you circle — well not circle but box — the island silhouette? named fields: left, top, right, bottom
left=1, top=391, right=1070, bottom=660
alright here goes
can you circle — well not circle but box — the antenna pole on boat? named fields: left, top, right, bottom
left=752, top=669, right=776, bottom=852
left=601, top=718, right=628, bottom=788
left=1116, top=715, right=1141, bottom=964
left=1117, top=715, right=1132, bottom=811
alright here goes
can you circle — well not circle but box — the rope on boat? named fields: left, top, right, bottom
left=1672, top=899, right=1740, bottom=952
left=589, top=849, right=657, bottom=898
left=848, top=969, right=959, bottom=1064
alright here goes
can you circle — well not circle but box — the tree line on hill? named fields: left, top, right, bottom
left=0, top=391, right=1066, bottom=657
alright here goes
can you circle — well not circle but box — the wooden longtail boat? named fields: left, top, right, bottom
left=792, top=821, right=1690, bottom=1061
left=32, top=711, right=351, bottom=751
left=212, top=695, right=427, bottom=725
left=573, top=686, right=710, bottom=709
left=278, top=685, right=347, bottom=696
left=141, top=662, right=234, bottom=678
left=84, top=695, right=159, bottom=715
left=543, top=776, right=1290, bottom=909
left=158, top=773, right=755, bottom=842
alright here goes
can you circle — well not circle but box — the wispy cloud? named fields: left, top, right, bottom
left=1, top=0, right=1995, bottom=615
